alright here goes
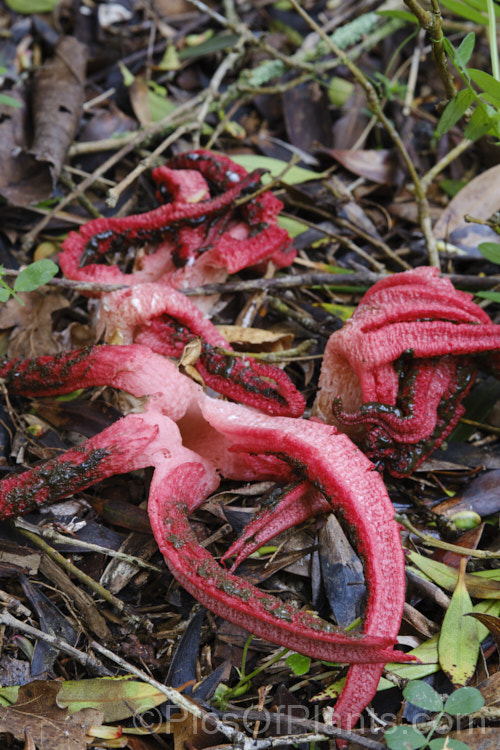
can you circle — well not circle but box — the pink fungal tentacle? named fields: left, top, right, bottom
left=314, top=267, right=500, bottom=476
left=331, top=356, right=472, bottom=442
left=0, top=344, right=198, bottom=421
left=100, top=284, right=305, bottom=417
left=59, top=149, right=295, bottom=289
left=0, top=343, right=414, bottom=707
left=148, top=461, right=412, bottom=665
left=59, top=167, right=264, bottom=287
left=198, top=398, right=416, bottom=728
left=222, top=482, right=330, bottom=570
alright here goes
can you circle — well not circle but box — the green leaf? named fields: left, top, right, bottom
left=147, top=88, right=177, bottom=123
left=469, top=68, right=500, bottom=102
left=384, top=725, right=427, bottom=750
left=436, top=89, right=475, bottom=137
left=438, top=562, right=480, bottom=686
left=5, top=0, right=59, bottom=11
left=478, top=242, right=500, bottom=264
left=444, top=686, right=485, bottom=715
left=57, top=677, right=168, bottom=722
left=440, top=0, right=488, bottom=24
left=439, top=179, right=466, bottom=197
left=0, top=287, right=11, bottom=302
left=320, top=302, right=356, bottom=322
left=286, top=652, right=311, bottom=676
left=379, top=600, right=500, bottom=692
left=475, top=290, right=500, bottom=302
left=178, top=33, right=240, bottom=61
left=403, top=680, right=443, bottom=712
left=408, top=551, right=500, bottom=599
left=277, top=215, right=309, bottom=238
left=228, top=154, right=326, bottom=185
left=14, top=259, right=58, bottom=293
left=0, top=93, right=22, bottom=108
left=455, top=32, right=476, bottom=69
left=464, top=102, right=497, bottom=141
left=428, top=740, right=473, bottom=750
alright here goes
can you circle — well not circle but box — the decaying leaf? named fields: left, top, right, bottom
left=0, top=289, right=70, bottom=358
left=433, top=164, right=500, bottom=255
left=0, top=680, right=103, bottom=750
left=215, top=324, right=294, bottom=352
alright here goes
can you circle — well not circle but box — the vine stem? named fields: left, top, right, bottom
left=287, top=0, right=440, bottom=268
left=403, top=0, right=456, bottom=99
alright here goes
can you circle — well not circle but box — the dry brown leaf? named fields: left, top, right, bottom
left=477, top=671, right=500, bottom=706
left=433, top=164, right=500, bottom=251
left=327, top=149, right=399, bottom=184
left=0, top=681, right=103, bottom=750
left=129, top=77, right=154, bottom=127
left=0, top=38, right=86, bottom=206
left=215, top=325, right=294, bottom=352
left=0, top=289, right=69, bottom=358
left=447, top=727, right=499, bottom=750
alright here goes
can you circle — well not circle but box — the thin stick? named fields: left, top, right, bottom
left=13, top=518, right=162, bottom=573
left=15, top=523, right=141, bottom=622
left=106, top=122, right=198, bottom=208
left=0, top=611, right=112, bottom=676
left=287, top=0, right=440, bottom=268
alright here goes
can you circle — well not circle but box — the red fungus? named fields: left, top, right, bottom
left=100, top=284, right=305, bottom=417
left=0, top=343, right=416, bottom=731
left=314, top=267, right=500, bottom=475
left=59, top=149, right=295, bottom=290
left=59, top=150, right=303, bottom=418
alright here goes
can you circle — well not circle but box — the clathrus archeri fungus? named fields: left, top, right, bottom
left=314, top=267, right=500, bottom=476
left=59, top=149, right=295, bottom=288
left=58, top=150, right=304, bottom=417
left=100, top=283, right=305, bottom=417
left=0, top=344, right=416, bottom=732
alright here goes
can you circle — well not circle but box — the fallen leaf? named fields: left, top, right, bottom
left=0, top=680, right=103, bottom=750
left=433, top=164, right=500, bottom=255
left=327, top=149, right=399, bottom=184
left=407, top=551, right=500, bottom=599
left=0, top=289, right=69, bottom=358
left=215, top=325, right=293, bottom=352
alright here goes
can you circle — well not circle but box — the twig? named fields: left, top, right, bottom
left=397, top=514, right=500, bottom=558
left=106, top=121, right=199, bottom=208
left=21, top=93, right=205, bottom=252
left=192, top=39, right=245, bottom=149
left=0, top=611, right=112, bottom=676
left=403, top=0, right=456, bottom=99
left=421, top=137, right=473, bottom=191
left=14, top=522, right=142, bottom=622
left=287, top=0, right=440, bottom=269
left=89, top=640, right=260, bottom=748
left=13, top=518, right=162, bottom=573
